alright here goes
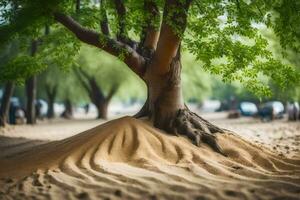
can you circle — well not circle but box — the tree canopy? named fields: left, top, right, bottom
left=0, top=0, right=299, bottom=96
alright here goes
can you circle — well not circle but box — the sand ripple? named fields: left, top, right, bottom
left=0, top=117, right=300, bottom=200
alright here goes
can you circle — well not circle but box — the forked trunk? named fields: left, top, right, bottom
left=0, top=82, right=14, bottom=127
left=139, top=54, right=225, bottom=155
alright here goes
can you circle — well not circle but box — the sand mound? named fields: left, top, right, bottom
left=1, top=116, right=300, bottom=200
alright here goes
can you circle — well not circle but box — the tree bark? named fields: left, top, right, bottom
left=96, top=101, right=108, bottom=119
left=139, top=51, right=226, bottom=155
left=25, top=76, right=37, bottom=124
left=25, top=39, right=38, bottom=125
left=0, top=82, right=15, bottom=127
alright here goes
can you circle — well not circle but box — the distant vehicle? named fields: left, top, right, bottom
left=9, top=97, right=25, bottom=124
left=287, top=102, right=299, bottom=121
left=10, top=97, right=21, bottom=107
left=238, top=102, right=258, bottom=116
left=35, top=99, right=48, bottom=119
left=258, top=101, right=285, bottom=121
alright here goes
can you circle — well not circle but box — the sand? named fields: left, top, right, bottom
left=0, top=116, right=300, bottom=200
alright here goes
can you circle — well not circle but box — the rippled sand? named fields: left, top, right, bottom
left=0, top=116, right=300, bottom=200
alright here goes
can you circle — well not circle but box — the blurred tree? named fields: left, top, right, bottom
left=74, top=45, right=144, bottom=119
left=1, top=0, right=300, bottom=153
left=74, top=67, right=119, bottom=119
left=262, top=29, right=300, bottom=102
left=37, top=66, right=59, bottom=119
left=0, top=40, right=20, bottom=126
left=0, top=82, right=14, bottom=126
left=182, top=52, right=212, bottom=103
left=25, top=39, right=38, bottom=124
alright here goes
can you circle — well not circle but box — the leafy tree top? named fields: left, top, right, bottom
left=0, top=0, right=299, bottom=96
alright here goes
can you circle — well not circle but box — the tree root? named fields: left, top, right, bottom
left=161, top=109, right=226, bottom=156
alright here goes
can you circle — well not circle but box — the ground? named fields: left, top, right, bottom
left=0, top=112, right=299, bottom=200
left=1, top=112, right=299, bottom=159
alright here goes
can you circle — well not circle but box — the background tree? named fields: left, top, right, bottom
left=74, top=45, right=144, bottom=119
left=0, top=40, right=21, bottom=126
left=37, top=66, right=60, bottom=119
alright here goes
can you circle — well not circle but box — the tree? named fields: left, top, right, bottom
left=74, top=45, right=141, bottom=119
left=0, top=40, right=20, bottom=127
left=1, top=0, right=300, bottom=154
left=0, top=82, right=14, bottom=126
left=74, top=67, right=119, bottom=119
left=37, top=66, right=59, bottom=119
left=25, top=40, right=38, bottom=124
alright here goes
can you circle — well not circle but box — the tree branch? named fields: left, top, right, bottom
left=151, top=0, right=192, bottom=75
left=89, top=78, right=105, bottom=101
left=78, top=67, right=92, bottom=80
left=73, top=68, right=92, bottom=95
left=139, top=0, right=160, bottom=55
left=100, top=0, right=110, bottom=35
left=54, top=12, right=146, bottom=77
left=106, top=84, right=119, bottom=102
left=114, top=0, right=126, bottom=39
left=113, top=0, right=138, bottom=49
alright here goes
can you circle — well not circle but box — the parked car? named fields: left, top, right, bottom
left=238, top=102, right=258, bottom=116
left=287, top=102, right=299, bottom=121
left=258, top=101, right=285, bottom=121
left=35, top=99, right=48, bottom=119
left=9, top=97, right=25, bottom=124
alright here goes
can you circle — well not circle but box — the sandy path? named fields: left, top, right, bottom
left=0, top=113, right=299, bottom=200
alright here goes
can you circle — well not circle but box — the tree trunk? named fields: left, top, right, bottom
left=139, top=53, right=226, bottom=155
left=25, top=39, right=38, bottom=125
left=25, top=76, right=37, bottom=124
left=45, top=85, right=57, bottom=119
left=61, top=99, right=73, bottom=119
left=47, top=98, right=55, bottom=119
left=96, top=101, right=108, bottom=119
left=0, top=82, right=14, bottom=127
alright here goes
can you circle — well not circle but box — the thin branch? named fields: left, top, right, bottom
left=151, top=0, right=192, bottom=75
left=89, top=78, right=105, bottom=101
left=76, top=0, right=80, bottom=14
left=54, top=12, right=146, bottom=77
left=100, top=0, right=110, bottom=35
left=78, top=67, right=92, bottom=80
left=106, top=84, right=119, bottom=102
left=139, top=0, right=160, bottom=55
left=73, top=68, right=92, bottom=95
left=113, top=0, right=138, bottom=49
left=113, top=0, right=126, bottom=40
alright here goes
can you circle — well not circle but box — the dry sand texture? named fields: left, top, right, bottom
left=0, top=115, right=300, bottom=200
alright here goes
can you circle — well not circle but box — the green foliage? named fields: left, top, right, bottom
left=270, top=0, right=300, bottom=52
left=39, top=25, right=81, bottom=71
left=181, top=52, right=212, bottom=102
left=186, top=0, right=300, bottom=97
left=0, top=0, right=299, bottom=99
left=37, top=64, right=89, bottom=104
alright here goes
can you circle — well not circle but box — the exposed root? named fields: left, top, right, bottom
left=159, top=109, right=226, bottom=156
